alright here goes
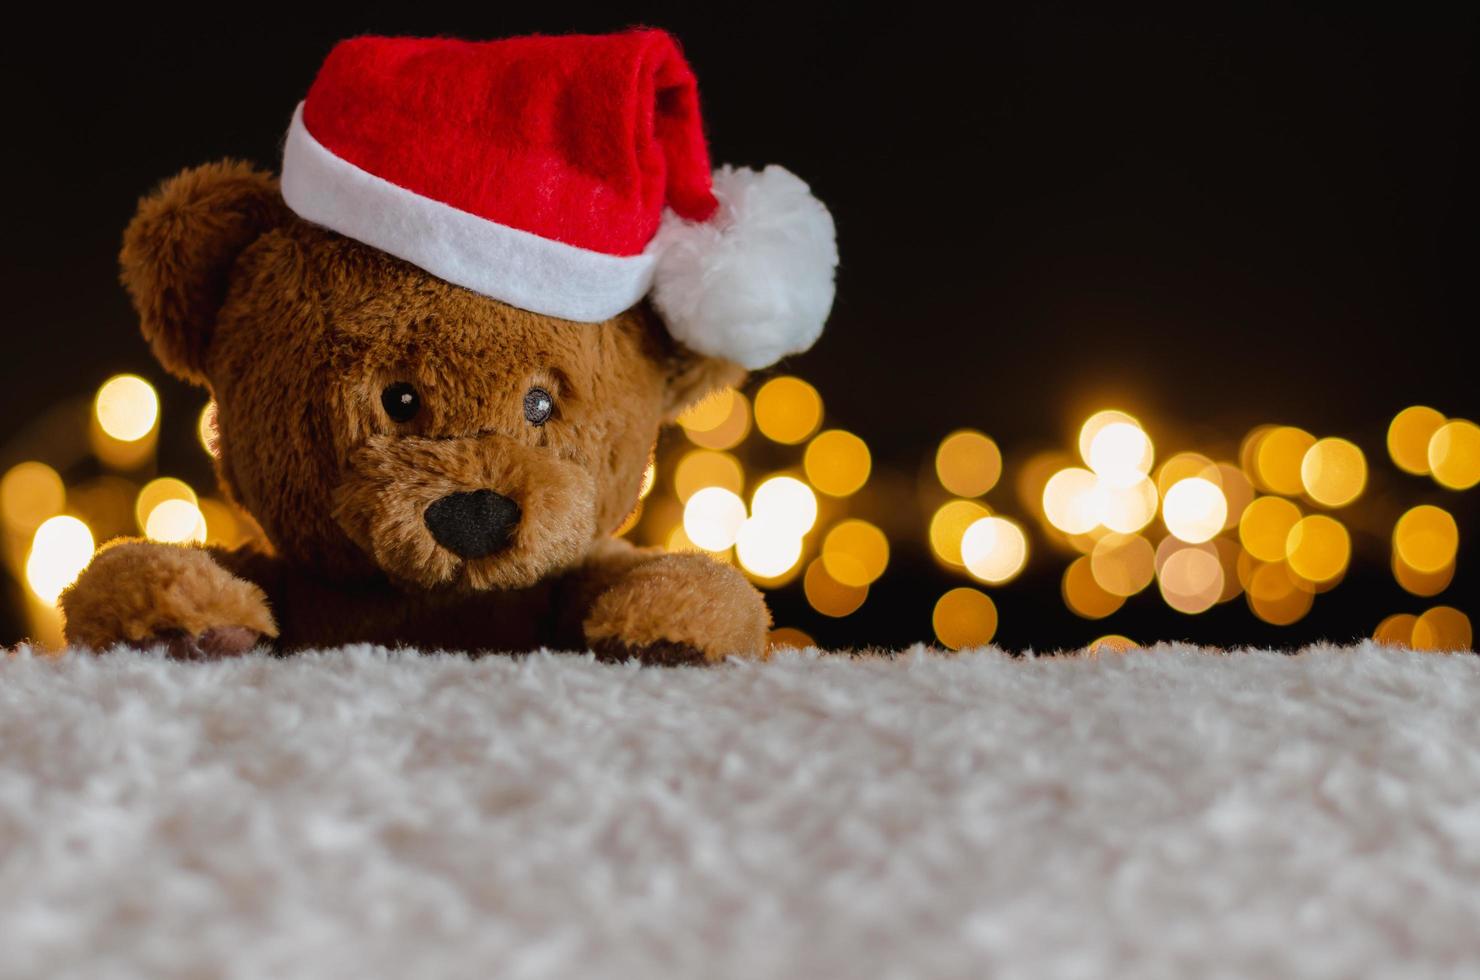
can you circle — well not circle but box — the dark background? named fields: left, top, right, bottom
left=1, top=4, right=1473, bottom=649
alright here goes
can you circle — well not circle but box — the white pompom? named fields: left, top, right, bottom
left=649, top=165, right=838, bottom=370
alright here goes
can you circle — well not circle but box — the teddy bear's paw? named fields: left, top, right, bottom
left=582, top=552, right=770, bottom=665
left=60, top=540, right=277, bottom=656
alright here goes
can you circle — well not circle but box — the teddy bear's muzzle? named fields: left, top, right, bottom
left=423, top=489, right=522, bottom=559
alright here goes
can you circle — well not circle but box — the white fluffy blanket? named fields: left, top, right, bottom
left=3, top=644, right=1479, bottom=979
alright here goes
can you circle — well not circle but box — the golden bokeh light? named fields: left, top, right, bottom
left=929, top=499, right=991, bottom=566
left=25, top=515, right=95, bottom=605
left=134, top=477, right=197, bottom=533
left=1017, top=451, right=1071, bottom=519
left=821, top=519, right=889, bottom=587
left=665, top=524, right=703, bottom=554
left=1158, top=545, right=1223, bottom=615
left=768, top=627, right=815, bottom=651
left=734, top=517, right=804, bottom=580
left=1088, top=635, right=1137, bottom=654
left=1063, top=556, right=1125, bottom=619
left=1254, top=426, right=1315, bottom=495
left=933, top=587, right=998, bottom=650
left=1087, top=421, right=1154, bottom=489
left=1, top=461, right=65, bottom=534
left=1388, top=406, right=1446, bottom=475
left=198, top=401, right=219, bottom=457
left=1284, top=514, right=1350, bottom=584
left=1393, top=505, right=1458, bottom=574
left=960, top=516, right=1028, bottom=584
left=935, top=429, right=1003, bottom=498
left=1300, top=437, right=1366, bottom=507
left=750, top=476, right=818, bottom=537
left=197, top=498, right=246, bottom=549
left=1215, top=463, right=1255, bottom=531
left=1246, top=562, right=1313, bottom=625
left=1374, top=613, right=1417, bottom=648
left=803, top=558, right=869, bottom=618
left=94, top=374, right=159, bottom=442
left=1042, top=467, right=1101, bottom=535
left=1156, top=452, right=1218, bottom=498
left=1428, top=419, right=1480, bottom=490
left=1412, top=606, right=1473, bottom=652
left=679, top=388, right=750, bottom=450
left=673, top=449, right=744, bottom=503
left=1078, top=410, right=1142, bottom=465
left=682, top=486, right=747, bottom=551
left=1213, top=537, right=1244, bottom=603
left=1090, top=533, right=1156, bottom=597
left=1099, top=476, right=1159, bottom=534
left=1162, top=477, right=1227, bottom=544
left=753, top=376, right=823, bottom=445
left=804, top=429, right=871, bottom=497
left=1239, top=496, right=1302, bottom=562
left=1392, top=552, right=1454, bottom=597
left=145, top=498, right=207, bottom=545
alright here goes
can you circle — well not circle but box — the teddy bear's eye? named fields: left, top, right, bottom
left=381, top=382, right=421, bottom=423
left=524, top=387, right=554, bottom=426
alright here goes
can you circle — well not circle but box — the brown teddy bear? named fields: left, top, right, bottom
left=60, top=30, right=837, bottom=663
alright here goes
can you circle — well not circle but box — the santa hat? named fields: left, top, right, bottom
left=280, top=30, right=837, bottom=370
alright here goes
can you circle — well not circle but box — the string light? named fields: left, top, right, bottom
left=1393, top=505, right=1458, bottom=574
left=145, top=498, right=207, bottom=544
left=1162, top=477, right=1226, bottom=543
left=750, top=476, right=818, bottom=537
left=134, top=478, right=197, bottom=534
left=821, top=519, right=889, bottom=587
left=25, top=515, right=94, bottom=605
left=935, top=430, right=1003, bottom=498
left=673, top=449, right=744, bottom=503
left=1284, top=515, right=1349, bottom=584
left=960, top=516, right=1028, bottom=584
left=929, top=499, right=991, bottom=566
left=1239, top=496, right=1302, bottom=563
left=804, top=558, right=868, bottom=618
left=933, top=587, right=998, bottom=650
left=1063, top=556, right=1124, bottom=619
left=1388, top=406, right=1446, bottom=475
left=734, top=517, right=804, bottom=579
left=94, top=375, right=159, bottom=442
left=1411, top=606, right=1472, bottom=652
left=753, top=377, right=823, bottom=445
left=682, top=486, right=746, bottom=551
left=679, top=387, right=750, bottom=450
left=1090, top=533, right=1156, bottom=597
left=1428, top=419, right=1480, bottom=490
left=1300, top=438, right=1366, bottom=507
left=804, top=430, right=871, bottom=497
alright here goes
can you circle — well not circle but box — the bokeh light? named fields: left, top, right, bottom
left=682, top=486, right=747, bottom=551
left=1254, top=426, right=1315, bottom=495
left=1393, top=505, right=1459, bottom=574
left=960, top=516, right=1028, bottom=584
left=198, top=401, right=219, bottom=457
left=1428, top=419, right=1480, bottom=490
left=933, top=587, right=998, bottom=650
left=750, top=476, right=818, bottom=537
left=1284, top=514, right=1350, bottom=584
left=1158, top=545, right=1223, bottom=615
left=145, top=498, right=207, bottom=545
left=1239, top=496, right=1302, bottom=562
left=2, top=461, right=65, bottom=534
left=753, top=376, right=823, bottom=445
left=822, top=519, right=889, bottom=587
left=804, top=429, right=871, bottom=497
left=673, top=449, right=744, bottom=503
left=1412, top=606, right=1473, bottom=652
left=1388, top=406, right=1446, bottom=476
left=1392, top=552, right=1454, bottom=597
left=1090, top=533, right=1156, bottom=597
left=1087, top=422, right=1154, bottom=488
left=734, top=517, right=804, bottom=579
left=679, top=387, right=750, bottom=450
left=94, top=374, right=159, bottom=442
left=929, top=499, right=991, bottom=566
left=1156, top=452, right=1218, bottom=498
left=1246, top=562, right=1313, bottom=625
left=1300, top=437, right=1366, bottom=507
left=134, top=477, right=198, bottom=533
left=25, top=515, right=94, bottom=605
left=1088, top=634, right=1137, bottom=654
left=1043, top=467, right=1101, bottom=535
left=1078, top=410, right=1142, bottom=466
left=1063, top=556, right=1125, bottom=619
left=1162, top=477, right=1227, bottom=543
left=804, top=558, right=868, bottom=618
left=768, top=627, right=815, bottom=651
left=935, top=429, right=1003, bottom=498
left=1099, top=476, right=1159, bottom=534
left=1374, top=613, right=1418, bottom=648
left=1215, top=463, right=1255, bottom=531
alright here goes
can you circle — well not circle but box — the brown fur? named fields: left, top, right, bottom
left=61, top=162, right=767, bottom=663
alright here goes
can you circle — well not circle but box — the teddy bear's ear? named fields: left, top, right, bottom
left=661, top=347, right=747, bottom=422
left=120, top=160, right=288, bottom=385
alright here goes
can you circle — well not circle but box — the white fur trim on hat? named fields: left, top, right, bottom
left=649, top=165, right=838, bottom=370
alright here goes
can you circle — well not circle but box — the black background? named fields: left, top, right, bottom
left=1, top=4, right=1473, bottom=649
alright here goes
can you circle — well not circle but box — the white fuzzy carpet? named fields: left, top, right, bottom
left=3, top=643, right=1480, bottom=979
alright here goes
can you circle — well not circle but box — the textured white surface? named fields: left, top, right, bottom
left=3, top=643, right=1479, bottom=980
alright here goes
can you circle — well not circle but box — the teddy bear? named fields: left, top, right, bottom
left=59, top=29, right=837, bottom=664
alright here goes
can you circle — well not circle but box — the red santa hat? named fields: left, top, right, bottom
left=280, top=30, right=837, bottom=370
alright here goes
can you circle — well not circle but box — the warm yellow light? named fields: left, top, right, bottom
left=1087, top=422, right=1154, bottom=489
left=1393, top=505, right=1458, bottom=574
left=1090, top=533, right=1155, bottom=597
left=94, top=374, right=159, bottom=442
left=1245, top=562, right=1313, bottom=625
left=821, top=519, right=889, bottom=587
left=1017, top=451, right=1072, bottom=519
left=1392, top=552, right=1454, bottom=597
left=639, top=461, right=656, bottom=500
left=1387, top=406, right=1445, bottom=476
left=1, top=461, right=65, bottom=534
left=1213, top=538, right=1245, bottom=603
left=134, top=477, right=198, bottom=533
left=1098, top=476, right=1159, bottom=534
left=1300, top=438, right=1366, bottom=507
left=1374, top=613, right=1417, bottom=648
left=1215, top=462, right=1254, bottom=531
left=682, top=486, right=747, bottom=551
left=1428, top=419, right=1480, bottom=490
left=145, top=498, right=207, bottom=544
left=197, top=498, right=244, bottom=549
left=929, top=499, right=991, bottom=566
left=1284, top=515, right=1349, bottom=584
left=768, top=627, right=815, bottom=652
left=1158, top=545, right=1223, bottom=615
left=935, top=429, right=1003, bottom=498
left=679, top=388, right=750, bottom=450
left=25, top=515, right=95, bottom=605
left=1042, top=467, right=1101, bottom=534
left=614, top=499, right=644, bottom=537
left=960, top=516, right=1027, bottom=584
left=803, top=558, right=868, bottom=618
left=1155, top=452, right=1218, bottom=498
left=1412, top=606, right=1473, bottom=652
left=665, top=524, right=703, bottom=554
left=1078, top=410, right=1142, bottom=466
left=734, top=517, right=804, bottom=579
left=673, top=450, right=744, bottom=503
left=1239, top=496, right=1302, bottom=562
left=752, top=376, right=823, bottom=445
left=933, top=587, right=998, bottom=650
left=804, top=429, right=871, bottom=497
left=1162, top=477, right=1227, bottom=544
left=198, top=401, right=219, bottom=457
left=1254, top=426, right=1315, bottom=495
left=750, top=476, right=817, bottom=537
left=1063, top=556, right=1124, bottom=619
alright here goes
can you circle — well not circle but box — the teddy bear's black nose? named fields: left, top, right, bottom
left=423, top=490, right=521, bottom=559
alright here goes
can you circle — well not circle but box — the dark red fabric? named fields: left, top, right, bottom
left=302, top=30, right=719, bottom=256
